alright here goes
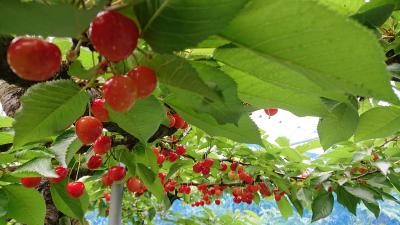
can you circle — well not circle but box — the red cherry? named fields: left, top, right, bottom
left=167, top=114, right=176, bottom=127
left=193, top=162, right=203, bottom=173
left=108, top=166, right=126, bottom=181
left=49, top=166, right=68, bottom=183
left=89, top=11, right=139, bottom=62
left=66, top=182, right=85, bottom=198
left=75, top=116, right=103, bottom=145
left=372, top=151, right=379, bottom=161
left=87, top=155, right=102, bottom=170
left=93, top=136, right=112, bottom=154
left=220, top=162, right=227, bottom=171
left=168, top=152, right=178, bottom=162
left=126, top=177, right=142, bottom=193
left=127, top=66, right=157, bottom=98
left=91, top=99, right=109, bottom=122
left=103, top=75, right=137, bottom=112
left=182, top=122, right=189, bottom=129
left=173, top=114, right=185, bottom=129
left=201, top=167, right=210, bottom=176
left=7, top=37, right=61, bottom=81
left=102, top=173, right=113, bottom=186
left=157, top=154, right=165, bottom=165
left=103, top=192, right=111, bottom=201
left=152, top=147, right=160, bottom=155
left=203, top=158, right=214, bottom=168
left=233, top=197, right=241, bottom=204
left=158, top=172, right=166, bottom=184
left=20, top=177, right=41, bottom=188
left=274, top=194, right=282, bottom=201
left=264, top=108, right=278, bottom=116
left=230, top=162, right=238, bottom=171
left=175, top=146, right=186, bottom=156
left=237, top=165, right=245, bottom=174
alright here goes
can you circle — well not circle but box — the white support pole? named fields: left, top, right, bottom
left=108, top=182, right=124, bottom=225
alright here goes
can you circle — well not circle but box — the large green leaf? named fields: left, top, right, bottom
left=0, top=190, right=8, bottom=217
left=311, top=192, right=334, bottom=222
left=351, top=0, right=397, bottom=28
left=363, top=200, right=380, bottom=218
left=51, top=130, right=82, bottom=167
left=355, top=106, right=400, bottom=141
left=108, top=96, right=164, bottom=144
left=344, top=185, right=377, bottom=204
left=276, top=196, right=293, bottom=219
left=134, top=0, right=247, bottom=52
left=4, top=184, right=45, bottom=225
left=165, top=95, right=262, bottom=145
left=136, top=163, right=167, bottom=205
left=50, top=180, right=89, bottom=220
left=0, top=117, right=13, bottom=128
left=220, top=65, right=328, bottom=117
left=138, top=54, right=221, bottom=102
left=337, top=186, right=360, bottom=215
left=317, top=103, right=359, bottom=149
left=320, top=0, right=364, bottom=15
left=0, top=0, right=104, bottom=37
left=218, top=0, right=398, bottom=104
left=13, top=80, right=90, bottom=147
left=12, top=157, right=58, bottom=178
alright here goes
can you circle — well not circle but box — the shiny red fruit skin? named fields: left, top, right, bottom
left=103, top=75, right=137, bottom=112
left=66, top=182, right=85, bottom=198
left=167, top=114, right=176, bottom=127
left=264, top=108, right=278, bottom=116
left=157, top=154, right=165, bottom=165
left=89, top=11, right=139, bottom=62
left=230, top=162, right=238, bottom=171
left=87, top=155, right=102, bottom=170
left=126, top=177, right=142, bottom=193
left=75, top=116, right=103, bottom=144
left=49, top=166, right=68, bottom=183
left=220, top=163, right=227, bottom=171
left=127, top=66, right=157, bottom=98
left=168, top=152, right=178, bottom=162
left=91, top=99, right=109, bottom=122
left=102, top=173, right=113, bottom=186
left=103, top=192, right=111, bottom=201
left=215, top=199, right=221, bottom=205
left=93, top=136, right=112, bottom=154
left=173, top=114, right=185, bottom=129
left=203, top=158, right=214, bottom=168
left=21, top=177, right=42, bottom=188
left=175, top=146, right=186, bottom=156
left=7, top=37, right=61, bottom=81
left=108, top=166, right=126, bottom=181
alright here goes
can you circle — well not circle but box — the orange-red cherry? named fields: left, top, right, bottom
left=127, top=66, right=157, bottom=99
left=108, top=166, right=126, bottom=181
left=93, top=135, right=112, bottom=154
left=87, top=155, right=102, bottom=170
left=48, top=166, right=68, bottom=183
left=66, top=181, right=85, bottom=198
left=103, top=75, right=137, bottom=112
left=75, top=116, right=103, bottom=144
left=21, top=177, right=42, bottom=188
left=91, top=99, right=109, bottom=122
left=89, top=11, right=139, bottom=62
left=126, top=177, right=142, bottom=193
left=264, top=108, right=278, bottom=116
left=7, top=37, right=61, bottom=81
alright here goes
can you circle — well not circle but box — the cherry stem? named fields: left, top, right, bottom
left=75, top=154, right=81, bottom=181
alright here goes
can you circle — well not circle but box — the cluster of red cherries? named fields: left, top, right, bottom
left=152, top=144, right=187, bottom=166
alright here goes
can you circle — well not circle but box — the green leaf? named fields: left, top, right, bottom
left=68, top=60, right=96, bottom=80
left=0, top=132, right=13, bottom=145
left=187, top=62, right=244, bottom=124
left=351, top=0, right=396, bottom=28
left=4, top=184, right=45, bottom=225
left=136, top=163, right=166, bottom=204
left=51, top=130, right=82, bottom=167
left=217, top=52, right=329, bottom=117
left=12, top=158, right=58, bottom=178
left=337, top=186, right=359, bottom=215
left=0, top=117, right=13, bottom=128
left=165, top=96, right=262, bottom=145
left=0, top=0, right=104, bottom=37
left=138, top=54, right=221, bottom=102
left=363, top=200, right=380, bottom=218
left=311, top=192, right=334, bottom=222
left=50, top=180, right=89, bottom=220
left=13, top=80, right=90, bottom=147
left=344, top=185, right=377, bottom=204
left=0, top=190, right=8, bottom=217
left=219, top=0, right=398, bottom=104
left=317, top=103, right=359, bottom=149
left=166, top=160, right=191, bottom=180
left=134, top=0, right=247, bottom=52
left=320, top=0, right=364, bottom=15
left=108, top=96, right=164, bottom=144
left=276, top=196, right=293, bottom=219
left=355, top=106, right=400, bottom=141
left=388, top=172, right=400, bottom=192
